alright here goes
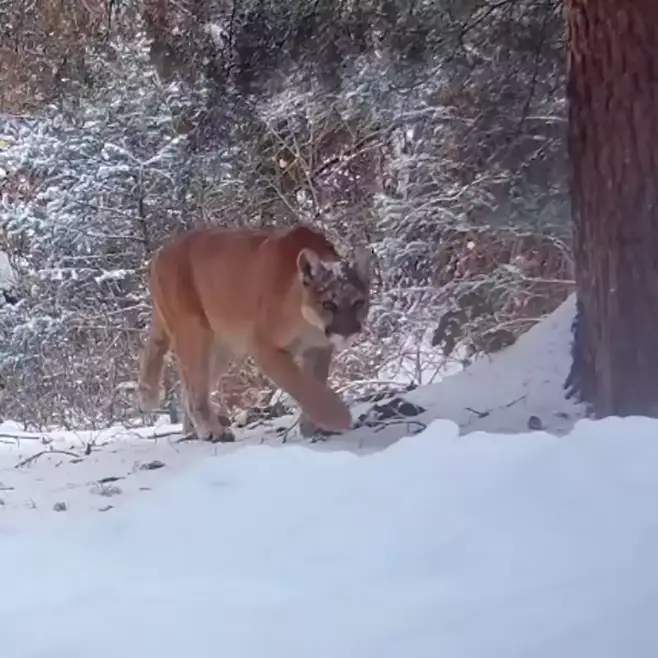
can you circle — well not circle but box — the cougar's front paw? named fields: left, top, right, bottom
left=299, top=415, right=341, bottom=440
left=305, top=387, right=352, bottom=433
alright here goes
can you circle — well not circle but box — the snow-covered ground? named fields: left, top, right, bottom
left=4, top=294, right=653, bottom=656
left=2, top=416, right=658, bottom=657
left=0, top=294, right=584, bottom=519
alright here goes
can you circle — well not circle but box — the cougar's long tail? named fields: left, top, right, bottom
left=137, top=305, right=171, bottom=412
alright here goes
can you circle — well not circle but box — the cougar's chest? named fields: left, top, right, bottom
left=283, top=322, right=329, bottom=356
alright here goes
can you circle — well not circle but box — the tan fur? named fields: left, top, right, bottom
left=138, top=224, right=371, bottom=442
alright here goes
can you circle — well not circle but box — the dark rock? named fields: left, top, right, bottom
left=527, top=415, right=544, bottom=430
left=139, top=460, right=166, bottom=471
left=356, top=396, right=426, bottom=428
left=91, top=482, right=122, bottom=497
left=98, top=475, right=124, bottom=484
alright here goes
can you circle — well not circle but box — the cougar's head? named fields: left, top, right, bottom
left=297, top=246, right=371, bottom=352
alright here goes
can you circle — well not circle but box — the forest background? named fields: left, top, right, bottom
left=0, top=0, right=573, bottom=430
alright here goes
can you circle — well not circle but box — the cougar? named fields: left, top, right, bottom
left=137, top=224, right=371, bottom=442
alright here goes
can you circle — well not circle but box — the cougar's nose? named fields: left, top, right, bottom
left=326, top=313, right=362, bottom=339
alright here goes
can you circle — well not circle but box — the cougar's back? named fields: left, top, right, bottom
left=148, top=225, right=340, bottom=344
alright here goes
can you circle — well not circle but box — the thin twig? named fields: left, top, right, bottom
left=277, top=413, right=301, bottom=444
left=464, top=394, right=528, bottom=424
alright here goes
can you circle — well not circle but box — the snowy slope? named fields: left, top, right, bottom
left=1, top=416, right=658, bottom=657
left=407, top=292, right=584, bottom=434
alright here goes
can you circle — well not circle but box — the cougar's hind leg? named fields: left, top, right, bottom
left=207, top=340, right=235, bottom=435
left=173, top=324, right=235, bottom=443
left=180, top=342, right=233, bottom=439
left=181, top=387, right=195, bottom=437
left=138, top=307, right=171, bottom=412
left=299, top=346, right=335, bottom=439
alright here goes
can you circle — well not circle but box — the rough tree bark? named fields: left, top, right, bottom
left=565, top=1, right=658, bottom=417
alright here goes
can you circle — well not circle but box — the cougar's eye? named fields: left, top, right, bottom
left=322, top=300, right=337, bottom=312
left=353, top=299, right=365, bottom=311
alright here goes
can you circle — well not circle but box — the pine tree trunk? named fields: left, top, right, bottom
left=566, top=1, right=658, bottom=417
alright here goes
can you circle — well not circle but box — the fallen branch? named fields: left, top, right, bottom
left=373, top=419, right=427, bottom=434
left=0, top=432, right=48, bottom=442
left=14, top=449, right=83, bottom=469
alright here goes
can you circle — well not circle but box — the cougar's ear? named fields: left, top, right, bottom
left=297, top=248, right=323, bottom=287
left=352, top=246, right=372, bottom=285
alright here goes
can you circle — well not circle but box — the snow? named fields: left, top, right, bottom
left=376, top=325, right=466, bottom=387
left=3, top=294, right=654, bottom=656
left=407, top=292, right=585, bottom=434
left=0, top=249, right=17, bottom=290
left=2, top=416, right=658, bottom=657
